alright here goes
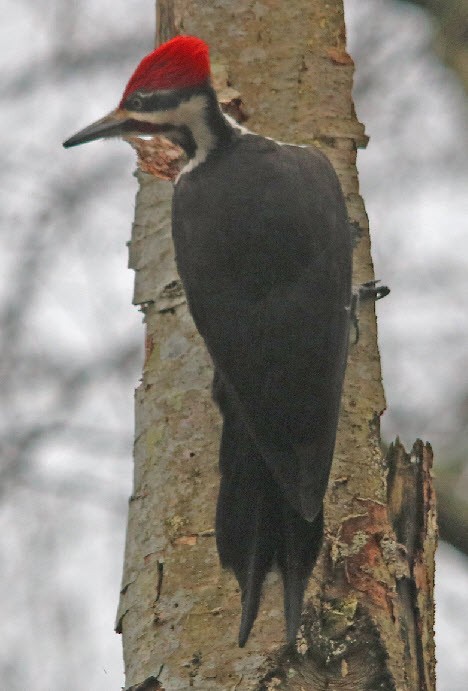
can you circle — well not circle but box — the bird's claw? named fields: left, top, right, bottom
left=351, top=280, right=390, bottom=344
left=358, top=280, right=390, bottom=302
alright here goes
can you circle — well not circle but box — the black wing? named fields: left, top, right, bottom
left=174, top=135, right=352, bottom=522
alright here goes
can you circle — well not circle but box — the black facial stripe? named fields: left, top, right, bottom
left=124, top=84, right=209, bottom=113
left=156, top=124, right=197, bottom=159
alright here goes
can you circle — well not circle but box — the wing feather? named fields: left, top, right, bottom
left=173, top=136, right=352, bottom=519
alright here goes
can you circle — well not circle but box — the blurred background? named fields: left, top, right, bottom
left=1, top=0, right=467, bottom=688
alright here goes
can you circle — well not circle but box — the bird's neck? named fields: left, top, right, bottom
left=165, top=85, right=236, bottom=175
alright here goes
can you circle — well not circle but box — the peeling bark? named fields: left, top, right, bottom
left=117, top=1, right=437, bottom=688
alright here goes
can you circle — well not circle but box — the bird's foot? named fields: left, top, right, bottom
left=351, top=280, right=390, bottom=344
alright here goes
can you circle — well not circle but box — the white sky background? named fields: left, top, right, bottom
left=1, top=1, right=467, bottom=689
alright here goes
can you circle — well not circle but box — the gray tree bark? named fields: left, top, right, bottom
left=116, top=2, right=437, bottom=688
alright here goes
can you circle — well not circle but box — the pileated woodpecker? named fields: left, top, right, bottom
left=64, top=35, right=353, bottom=647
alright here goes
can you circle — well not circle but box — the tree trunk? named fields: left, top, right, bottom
left=116, top=1, right=437, bottom=688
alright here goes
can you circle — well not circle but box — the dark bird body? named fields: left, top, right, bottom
left=173, top=133, right=351, bottom=644
left=63, top=35, right=353, bottom=646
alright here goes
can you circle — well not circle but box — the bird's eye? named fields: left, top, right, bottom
left=130, top=95, right=144, bottom=111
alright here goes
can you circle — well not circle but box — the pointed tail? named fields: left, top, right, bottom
left=215, top=402, right=324, bottom=646
left=278, top=503, right=323, bottom=644
left=215, top=411, right=278, bottom=647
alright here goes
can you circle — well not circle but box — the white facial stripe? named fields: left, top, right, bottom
left=131, top=94, right=216, bottom=154
left=129, top=94, right=218, bottom=181
left=128, top=94, right=203, bottom=124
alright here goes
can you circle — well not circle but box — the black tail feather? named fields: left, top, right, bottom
left=213, top=372, right=323, bottom=648
left=277, top=505, right=324, bottom=644
left=215, top=412, right=278, bottom=647
left=214, top=384, right=324, bottom=646
left=237, top=491, right=276, bottom=647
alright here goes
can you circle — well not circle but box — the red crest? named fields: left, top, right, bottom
left=120, top=35, right=210, bottom=105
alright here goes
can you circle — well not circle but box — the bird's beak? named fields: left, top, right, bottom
left=63, top=109, right=132, bottom=148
